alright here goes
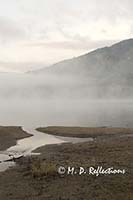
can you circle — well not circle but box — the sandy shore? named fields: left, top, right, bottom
left=0, top=126, right=132, bottom=200
left=0, top=126, right=31, bottom=151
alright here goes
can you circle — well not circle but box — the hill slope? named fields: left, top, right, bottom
left=31, top=39, right=133, bottom=98
left=35, top=39, right=133, bottom=80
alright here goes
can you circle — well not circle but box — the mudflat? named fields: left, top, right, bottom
left=0, top=126, right=31, bottom=151
left=37, top=126, right=133, bottom=138
left=0, top=126, right=132, bottom=200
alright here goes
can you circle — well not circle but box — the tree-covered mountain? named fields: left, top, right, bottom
left=30, top=39, right=133, bottom=98
left=35, top=39, right=133, bottom=82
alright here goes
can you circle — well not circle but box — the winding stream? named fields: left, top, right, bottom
left=0, top=127, right=93, bottom=172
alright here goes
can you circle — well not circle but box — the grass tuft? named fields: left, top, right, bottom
left=31, top=160, right=57, bottom=178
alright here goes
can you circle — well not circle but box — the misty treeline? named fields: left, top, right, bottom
left=1, top=39, right=133, bottom=100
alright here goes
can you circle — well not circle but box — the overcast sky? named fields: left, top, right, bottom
left=0, top=0, right=133, bottom=72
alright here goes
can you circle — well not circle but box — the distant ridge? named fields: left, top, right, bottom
left=33, top=38, right=133, bottom=78
left=28, top=39, right=133, bottom=98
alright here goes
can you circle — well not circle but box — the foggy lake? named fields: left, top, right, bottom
left=0, top=73, right=133, bottom=128
left=0, top=72, right=133, bottom=172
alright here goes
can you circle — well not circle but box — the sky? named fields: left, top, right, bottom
left=0, top=0, right=133, bottom=72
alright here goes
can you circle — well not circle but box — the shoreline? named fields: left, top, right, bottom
left=0, top=126, right=132, bottom=152
left=0, top=131, right=132, bottom=200
left=0, top=126, right=31, bottom=151
left=0, top=126, right=132, bottom=199
left=37, top=126, right=133, bottom=138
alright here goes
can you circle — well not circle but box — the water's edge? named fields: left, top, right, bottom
left=0, top=127, right=93, bottom=172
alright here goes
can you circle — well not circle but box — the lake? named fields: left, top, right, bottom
left=0, top=73, right=133, bottom=128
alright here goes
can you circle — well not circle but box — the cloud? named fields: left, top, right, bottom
left=25, top=39, right=117, bottom=52
left=0, top=0, right=133, bottom=71
left=0, top=17, right=27, bottom=44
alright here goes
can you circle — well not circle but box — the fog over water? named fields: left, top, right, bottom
left=0, top=73, right=133, bottom=128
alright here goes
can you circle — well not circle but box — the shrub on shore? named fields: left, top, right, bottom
left=31, top=160, right=57, bottom=178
